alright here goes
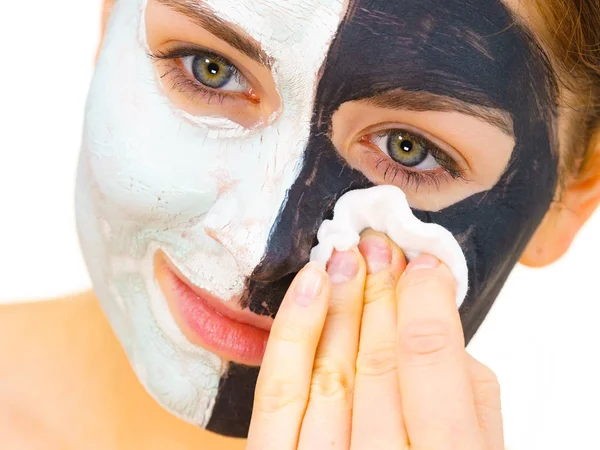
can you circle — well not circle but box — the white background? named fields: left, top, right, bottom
left=1, top=1, right=599, bottom=448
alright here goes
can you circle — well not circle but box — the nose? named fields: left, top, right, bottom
left=202, top=192, right=277, bottom=278
left=245, top=135, right=374, bottom=284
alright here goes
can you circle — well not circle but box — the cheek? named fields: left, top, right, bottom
left=86, top=0, right=341, bottom=281
left=81, top=124, right=221, bottom=224
left=82, top=56, right=316, bottom=277
left=84, top=7, right=219, bottom=222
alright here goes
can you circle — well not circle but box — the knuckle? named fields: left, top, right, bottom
left=328, top=295, right=361, bottom=317
left=254, top=378, right=307, bottom=414
left=469, top=355, right=501, bottom=384
left=356, top=343, right=397, bottom=378
left=475, top=377, right=502, bottom=411
left=399, top=270, right=455, bottom=297
left=472, top=362, right=502, bottom=411
left=364, top=272, right=397, bottom=305
left=476, top=361, right=500, bottom=384
left=399, top=320, right=460, bottom=366
left=310, top=357, right=354, bottom=402
left=402, top=272, right=444, bottom=291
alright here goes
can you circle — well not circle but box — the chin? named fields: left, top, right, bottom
left=91, top=255, right=229, bottom=427
left=75, top=172, right=231, bottom=429
left=92, top=257, right=228, bottom=427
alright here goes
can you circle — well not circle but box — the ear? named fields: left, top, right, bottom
left=96, top=0, right=117, bottom=60
left=521, top=128, right=600, bottom=267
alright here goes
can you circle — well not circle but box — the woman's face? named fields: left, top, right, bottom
left=77, top=0, right=559, bottom=437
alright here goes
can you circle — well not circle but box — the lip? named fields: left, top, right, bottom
left=154, top=252, right=272, bottom=366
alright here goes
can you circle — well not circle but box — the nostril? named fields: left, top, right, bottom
left=248, top=247, right=310, bottom=282
left=203, top=222, right=243, bottom=264
left=247, top=226, right=321, bottom=283
left=203, top=219, right=266, bottom=278
left=203, top=211, right=234, bottom=246
left=203, top=224, right=223, bottom=246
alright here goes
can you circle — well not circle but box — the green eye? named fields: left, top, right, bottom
left=190, top=53, right=235, bottom=89
left=180, top=51, right=247, bottom=92
left=152, top=47, right=250, bottom=94
left=386, top=130, right=430, bottom=167
left=369, top=128, right=465, bottom=181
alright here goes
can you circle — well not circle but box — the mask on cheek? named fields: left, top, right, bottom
left=76, top=0, right=558, bottom=439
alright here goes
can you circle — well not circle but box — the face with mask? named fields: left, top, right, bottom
left=77, top=0, right=559, bottom=437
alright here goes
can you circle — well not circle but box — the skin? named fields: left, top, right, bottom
left=1, top=0, right=600, bottom=448
left=0, top=294, right=245, bottom=450
left=82, top=0, right=563, bottom=434
left=246, top=232, right=503, bottom=449
left=82, top=0, right=591, bottom=434
left=0, top=236, right=503, bottom=449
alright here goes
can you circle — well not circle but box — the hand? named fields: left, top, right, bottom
left=246, top=231, right=504, bottom=450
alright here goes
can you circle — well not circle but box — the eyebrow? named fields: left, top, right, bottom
left=155, top=0, right=274, bottom=69
left=365, top=89, right=514, bottom=136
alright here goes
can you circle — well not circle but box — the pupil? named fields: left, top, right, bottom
left=207, top=61, right=220, bottom=75
left=400, top=139, right=413, bottom=152
left=192, top=54, right=232, bottom=89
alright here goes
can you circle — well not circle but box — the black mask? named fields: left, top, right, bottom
left=207, top=0, right=558, bottom=436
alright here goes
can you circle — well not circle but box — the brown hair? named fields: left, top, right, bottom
left=532, top=0, right=600, bottom=175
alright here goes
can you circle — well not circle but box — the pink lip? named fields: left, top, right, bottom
left=155, top=252, right=273, bottom=366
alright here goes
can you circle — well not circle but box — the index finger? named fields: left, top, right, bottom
left=395, top=255, right=485, bottom=449
left=247, top=263, right=331, bottom=450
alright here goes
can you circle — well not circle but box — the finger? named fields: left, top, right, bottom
left=396, top=255, right=485, bottom=449
left=247, top=263, right=331, bottom=450
left=467, top=353, right=504, bottom=450
left=351, top=231, right=408, bottom=450
left=298, top=249, right=366, bottom=450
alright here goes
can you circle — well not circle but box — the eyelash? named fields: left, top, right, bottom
left=150, top=47, right=467, bottom=192
left=360, top=131, right=467, bottom=191
left=148, top=46, right=254, bottom=106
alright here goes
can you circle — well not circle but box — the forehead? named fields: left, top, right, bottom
left=200, top=0, right=346, bottom=55
left=195, top=0, right=550, bottom=113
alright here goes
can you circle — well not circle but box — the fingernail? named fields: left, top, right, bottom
left=295, top=264, right=325, bottom=306
left=359, top=235, right=391, bottom=274
left=327, top=251, right=359, bottom=285
left=405, top=254, right=440, bottom=273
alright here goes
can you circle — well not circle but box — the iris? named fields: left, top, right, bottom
left=191, top=53, right=235, bottom=89
left=387, top=130, right=429, bottom=167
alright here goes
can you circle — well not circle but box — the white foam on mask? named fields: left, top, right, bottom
left=310, top=185, right=469, bottom=307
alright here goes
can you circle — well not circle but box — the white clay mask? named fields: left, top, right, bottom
left=310, top=185, right=469, bottom=307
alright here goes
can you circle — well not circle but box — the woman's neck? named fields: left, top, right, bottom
left=0, top=292, right=246, bottom=449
